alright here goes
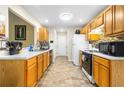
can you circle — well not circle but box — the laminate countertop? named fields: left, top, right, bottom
left=0, top=48, right=53, bottom=60
left=80, top=49, right=124, bottom=61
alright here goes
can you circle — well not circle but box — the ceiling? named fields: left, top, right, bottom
left=22, top=5, right=108, bottom=28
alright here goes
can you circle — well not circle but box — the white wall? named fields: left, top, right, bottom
left=0, top=5, right=41, bottom=44
left=47, top=27, right=57, bottom=63
left=48, top=27, right=80, bottom=62
left=0, top=6, right=9, bottom=38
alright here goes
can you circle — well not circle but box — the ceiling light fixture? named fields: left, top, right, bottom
left=0, top=14, right=5, bottom=22
left=59, top=12, right=73, bottom=21
left=45, top=19, right=48, bottom=23
left=79, top=19, right=82, bottom=22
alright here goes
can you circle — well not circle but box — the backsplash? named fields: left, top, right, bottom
left=90, top=36, right=124, bottom=49
left=98, top=37, right=124, bottom=43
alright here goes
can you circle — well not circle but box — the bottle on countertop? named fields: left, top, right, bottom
left=29, top=44, right=33, bottom=51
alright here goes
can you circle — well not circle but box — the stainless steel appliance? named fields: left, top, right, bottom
left=99, top=41, right=124, bottom=57
left=82, top=51, right=94, bottom=83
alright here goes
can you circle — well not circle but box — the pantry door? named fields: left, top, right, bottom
left=57, top=32, right=67, bottom=56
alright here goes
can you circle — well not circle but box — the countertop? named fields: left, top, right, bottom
left=0, top=48, right=53, bottom=60
left=80, top=49, right=124, bottom=61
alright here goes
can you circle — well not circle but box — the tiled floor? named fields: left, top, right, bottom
left=37, top=56, right=94, bottom=87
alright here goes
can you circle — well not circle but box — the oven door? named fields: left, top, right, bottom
left=82, top=54, right=92, bottom=76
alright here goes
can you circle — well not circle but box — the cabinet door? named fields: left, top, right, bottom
left=27, top=63, right=37, bottom=87
left=96, top=14, right=104, bottom=27
left=43, top=53, right=45, bottom=72
left=38, top=55, right=43, bottom=80
left=93, top=61, right=99, bottom=84
left=86, top=25, right=91, bottom=40
left=99, top=65, right=110, bottom=87
left=91, top=21, right=96, bottom=30
left=38, top=27, right=45, bottom=41
left=113, top=5, right=124, bottom=34
left=47, top=52, right=50, bottom=66
left=105, top=6, right=113, bottom=35
left=43, top=52, right=47, bottom=72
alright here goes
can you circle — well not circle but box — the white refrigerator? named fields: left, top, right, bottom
left=72, top=34, right=89, bottom=66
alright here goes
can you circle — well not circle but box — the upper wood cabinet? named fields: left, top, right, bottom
left=38, top=27, right=49, bottom=41
left=86, top=25, right=91, bottom=40
left=104, top=5, right=124, bottom=36
left=96, top=14, right=104, bottom=27
left=80, top=28, right=86, bottom=34
left=91, top=20, right=96, bottom=30
left=105, top=6, right=113, bottom=35
left=81, top=5, right=124, bottom=37
left=113, top=5, right=124, bottom=34
left=91, top=14, right=104, bottom=30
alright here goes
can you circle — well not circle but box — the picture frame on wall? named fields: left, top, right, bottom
left=15, top=25, right=26, bottom=40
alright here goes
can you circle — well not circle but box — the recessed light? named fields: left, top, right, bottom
left=45, top=19, right=48, bottom=23
left=60, top=29, right=63, bottom=32
left=0, top=14, right=5, bottom=22
left=79, top=19, right=82, bottom=22
left=59, top=12, right=73, bottom=21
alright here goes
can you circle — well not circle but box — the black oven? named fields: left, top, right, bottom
left=82, top=51, right=92, bottom=76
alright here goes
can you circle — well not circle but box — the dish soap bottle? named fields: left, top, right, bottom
left=29, top=44, right=33, bottom=51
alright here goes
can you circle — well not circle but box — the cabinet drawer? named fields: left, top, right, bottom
left=27, top=57, right=37, bottom=67
left=94, top=56, right=110, bottom=68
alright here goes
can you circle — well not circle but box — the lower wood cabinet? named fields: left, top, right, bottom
left=0, top=50, right=53, bottom=87
left=27, top=62, right=37, bottom=87
left=93, top=61, right=99, bottom=84
left=38, top=54, right=43, bottom=80
left=93, top=56, right=110, bottom=87
left=99, top=65, right=109, bottom=87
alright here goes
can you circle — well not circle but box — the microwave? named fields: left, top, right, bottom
left=99, top=42, right=124, bottom=57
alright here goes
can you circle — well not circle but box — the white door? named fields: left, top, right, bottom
left=57, top=32, right=67, bottom=56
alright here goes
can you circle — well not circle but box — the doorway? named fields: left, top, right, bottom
left=57, top=32, right=67, bottom=56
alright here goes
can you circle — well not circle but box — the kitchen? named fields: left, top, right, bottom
left=0, top=5, right=124, bottom=87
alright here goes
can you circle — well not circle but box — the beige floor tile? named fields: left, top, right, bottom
left=37, top=56, right=94, bottom=87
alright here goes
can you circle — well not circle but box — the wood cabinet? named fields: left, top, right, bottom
left=105, top=6, right=113, bottom=35
left=113, top=5, right=124, bottom=34
left=38, top=27, right=49, bottom=41
left=27, top=57, right=37, bottom=87
left=91, top=20, right=96, bottom=30
left=99, top=65, right=109, bottom=87
left=96, top=14, right=104, bottom=27
left=93, top=56, right=110, bottom=87
left=43, top=52, right=47, bottom=72
left=0, top=61, right=26, bottom=87
left=91, top=14, right=104, bottom=30
left=80, top=28, right=86, bottom=34
left=0, top=50, right=52, bottom=87
left=93, top=61, right=99, bottom=84
left=86, top=25, right=90, bottom=40
left=104, top=5, right=124, bottom=36
left=37, top=54, right=43, bottom=80
left=43, top=51, right=50, bottom=72
left=27, top=62, right=37, bottom=87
